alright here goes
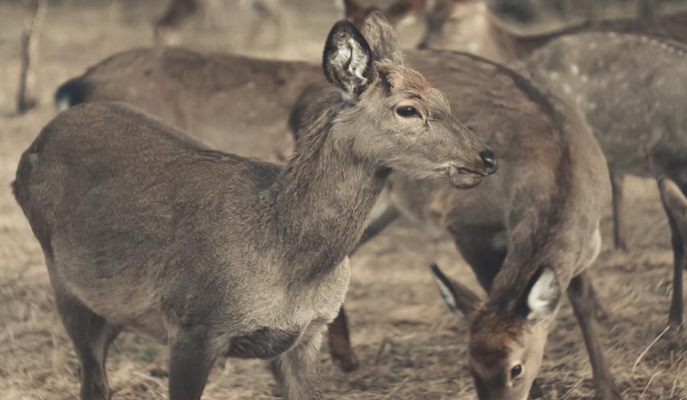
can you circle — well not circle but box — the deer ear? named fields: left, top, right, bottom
left=523, top=268, right=561, bottom=322
left=430, top=264, right=482, bottom=315
left=360, top=11, right=403, bottom=64
left=659, top=176, right=687, bottom=237
left=322, top=20, right=373, bottom=97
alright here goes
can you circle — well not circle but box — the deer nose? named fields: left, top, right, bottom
left=480, top=150, right=498, bottom=174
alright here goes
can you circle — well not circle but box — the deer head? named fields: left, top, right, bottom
left=311, top=12, right=497, bottom=188
left=430, top=263, right=562, bottom=400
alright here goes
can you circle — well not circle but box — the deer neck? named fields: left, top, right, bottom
left=265, top=106, right=388, bottom=281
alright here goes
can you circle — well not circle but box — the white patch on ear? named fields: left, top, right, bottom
left=527, top=269, right=560, bottom=321
left=331, top=37, right=369, bottom=92
left=346, top=38, right=369, bottom=84
left=433, top=275, right=458, bottom=313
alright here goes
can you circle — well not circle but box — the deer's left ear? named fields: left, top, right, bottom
left=522, top=268, right=561, bottom=322
left=430, top=263, right=482, bottom=315
left=322, top=20, right=374, bottom=97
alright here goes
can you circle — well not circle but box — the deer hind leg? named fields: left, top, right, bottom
left=568, top=273, right=623, bottom=400
left=610, top=170, right=629, bottom=252
left=658, top=177, right=685, bottom=328
left=168, top=326, right=217, bottom=400
left=270, top=322, right=326, bottom=400
left=326, top=306, right=359, bottom=372
left=54, top=287, right=122, bottom=400
left=325, top=202, right=400, bottom=373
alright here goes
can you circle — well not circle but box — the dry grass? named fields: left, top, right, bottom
left=0, top=1, right=685, bottom=399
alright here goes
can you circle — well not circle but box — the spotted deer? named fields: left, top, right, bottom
left=14, top=14, right=496, bottom=400
left=416, top=0, right=687, bottom=253
left=418, top=0, right=687, bottom=60
left=518, top=32, right=687, bottom=328
left=291, top=48, right=622, bottom=400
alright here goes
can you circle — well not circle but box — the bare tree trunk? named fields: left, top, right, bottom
left=16, top=0, right=47, bottom=115
left=560, top=0, right=574, bottom=22
left=587, top=0, right=606, bottom=26
left=638, top=0, right=659, bottom=24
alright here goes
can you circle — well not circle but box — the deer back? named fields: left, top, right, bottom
left=519, top=33, right=687, bottom=181
left=56, top=47, right=324, bottom=161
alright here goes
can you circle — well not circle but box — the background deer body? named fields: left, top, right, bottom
left=519, top=32, right=687, bottom=327
left=417, top=0, right=687, bottom=253
left=292, top=50, right=621, bottom=400
left=419, top=0, right=687, bottom=61
left=55, top=47, right=324, bottom=161
left=15, top=15, right=494, bottom=400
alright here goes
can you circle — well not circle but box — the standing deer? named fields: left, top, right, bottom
left=291, top=49, right=622, bottom=400
left=14, top=14, right=496, bottom=400
left=50, top=27, right=616, bottom=384
left=416, top=0, right=687, bottom=252
left=518, top=32, right=687, bottom=327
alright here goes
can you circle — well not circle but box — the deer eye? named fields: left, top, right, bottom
left=396, top=106, right=419, bottom=118
left=510, top=364, right=523, bottom=380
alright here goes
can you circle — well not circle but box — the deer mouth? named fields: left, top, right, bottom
left=447, top=164, right=485, bottom=189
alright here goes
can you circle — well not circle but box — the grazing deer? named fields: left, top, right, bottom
left=55, top=48, right=324, bottom=161
left=14, top=13, right=496, bottom=400
left=292, top=49, right=622, bottom=399
left=338, top=0, right=427, bottom=29
left=518, top=32, right=687, bottom=327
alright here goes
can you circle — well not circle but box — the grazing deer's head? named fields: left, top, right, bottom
left=318, top=12, right=497, bottom=188
left=430, top=264, right=562, bottom=400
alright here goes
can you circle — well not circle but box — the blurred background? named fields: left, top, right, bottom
left=1, top=1, right=686, bottom=399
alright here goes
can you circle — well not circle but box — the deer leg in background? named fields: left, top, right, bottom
left=658, top=177, right=685, bottom=328
left=638, top=0, right=659, bottom=24
left=326, top=203, right=400, bottom=372
left=568, top=272, right=623, bottom=400
left=16, top=0, right=47, bottom=115
left=168, top=327, right=217, bottom=400
left=270, top=323, right=325, bottom=399
left=53, top=279, right=122, bottom=400
left=327, top=307, right=359, bottom=373
left=610, top=170, right=628, bottom=251
left=352, top=203, right=400, bottom=254
left=587, top=276, right=609, bottom=321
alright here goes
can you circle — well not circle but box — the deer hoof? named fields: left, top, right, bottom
left=332, top=351, right=359, bottom=373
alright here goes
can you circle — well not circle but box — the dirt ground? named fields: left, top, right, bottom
left=0, top=1, right=685, bottom=399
